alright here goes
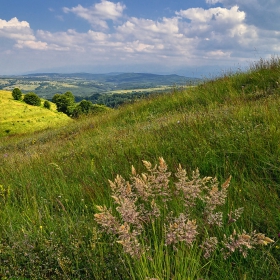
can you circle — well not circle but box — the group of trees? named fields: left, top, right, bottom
left=11, top=88, right=108, bottom=118
left=83, top=90, right=164, bottom=108
left=12, top=88, right=50, bottom=109
left=52, top=91, right=108, bottom=118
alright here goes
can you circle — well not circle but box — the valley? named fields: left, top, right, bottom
left=0, top=72, right=200, bottom=101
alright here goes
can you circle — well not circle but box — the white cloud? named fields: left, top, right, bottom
left=1, top=1, right=280, bottom=75
left=0, top=17, right=54, bottom=51
left=206, top=0, right=221, bottom=4
left=0, top=17, right=35, bottom=41
left=15, top=40, right=48, bottom=50
left=117, top=17, right=180, bottom=38
left=63, top=0, right=126, bottom=29
left=207, top=0, right=280, bottom=30
left=177, top=6, right=245, bottom=25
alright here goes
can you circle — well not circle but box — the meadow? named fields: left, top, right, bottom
left=0, top=57, right=280, bottom=279
left=0, top=90, right=71, bottom=137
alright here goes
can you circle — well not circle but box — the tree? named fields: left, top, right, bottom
left=12, top=88, right=22, bottom=100
left=78, top=100, right=93, bottom=113
left=23, top=92, right=41, bottom=106
left=43, top=100, right=51, bottom=109
left=64, top=91, right=75, bottom=103
left=72, top=100, right=93, bottom=118
left=72, top=100, right=109, bottom=118
left=51, top=92, right=75, bottom=116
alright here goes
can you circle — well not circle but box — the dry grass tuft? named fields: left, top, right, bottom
left=94, top=158, right=274, bottom=259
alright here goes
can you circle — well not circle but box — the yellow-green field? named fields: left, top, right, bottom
left=0, top=90, right=71, bottom=137
left=108, top=86, right=173, bottom=94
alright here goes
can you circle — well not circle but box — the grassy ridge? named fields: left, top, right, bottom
left=0, top=58, right=280, bottom=279
left=0, top=90, right=71, bottom=137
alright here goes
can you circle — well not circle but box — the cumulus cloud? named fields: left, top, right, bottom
left=117, top=17, right=180, bottom=37
left=0, top=17, right=73, bottom=51
left=206, top=0, right=280, bottom=30
left=63, top=0, right=126, bottom=29
left=0, top=0, right=279, bottom=75
left=173, top=5, right=256, bottom=59
left=0, top=17, right=35, bottom=41
left=177, top=6, right=245, bottom=25
left=15, top=40, right=48, bottom=50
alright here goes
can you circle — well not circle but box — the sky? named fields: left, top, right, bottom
left=0, top=0, right=279, bottom=76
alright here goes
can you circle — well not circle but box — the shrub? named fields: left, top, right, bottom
left=72, top=100, right=109, bottom=118
left=12, top=88, right=22, bottom=100
left=52, top=92, right=75, bottom=116
left=43, top=100, right=51, bottom=109
left=23, top=92, right=41, bottom=106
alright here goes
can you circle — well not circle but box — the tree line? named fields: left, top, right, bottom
left=12, top=88, right=108, bottom=118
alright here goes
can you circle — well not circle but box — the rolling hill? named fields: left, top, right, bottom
left=0, top=90, right=71, bottom=137
left=0, top=58, right=280, bottom=279
left=0, top=72, right=201, bottom=100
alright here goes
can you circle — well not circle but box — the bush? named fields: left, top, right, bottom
left=43, top=100, right=51, bottom=109
left=23, top=92, right=41, bottom=106
left=72, top=100, right=93, bottom=118
left=72, top=100, right=109, bottom=118
left=52, top=92, right=75, bottom=116
left=12, top=88, right=22, bottom=100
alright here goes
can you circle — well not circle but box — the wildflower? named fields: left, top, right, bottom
left=131, top=165, right=137, bottom=176
left=200, top=237, right=218, bottom=259
left=228, top=207, right=244, bottom=224
left=252, top=233, right=274, bottom=246
left=94, top=206, right=121, bottom=235
left=117, top=222, right=144, bottom=258
left=165, top=214, right=198, bottom=246
left=222, top=229, right=253, bottom=258
left=206, top=211, right=223, bottom=227
left=175, top=166, right=205, bottom=208
left=222, top=230, right=274, bottom=258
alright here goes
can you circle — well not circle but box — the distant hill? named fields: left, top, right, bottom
left=0, top=90, right=71, bottom=137
left=0, top=72, right=200, bottom=101
left=22, top=72, right=199, bottom=85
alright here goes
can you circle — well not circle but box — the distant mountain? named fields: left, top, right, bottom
left=22, top=72, right=200, bottom=85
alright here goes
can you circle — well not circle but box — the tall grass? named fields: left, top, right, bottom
left=0, top=57, right=280, bottom=279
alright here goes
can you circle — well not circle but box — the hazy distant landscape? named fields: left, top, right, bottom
left=0, top=72, right=200, bottom=104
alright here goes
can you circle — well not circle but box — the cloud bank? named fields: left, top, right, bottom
left=0, top=0, right=279, bottom=75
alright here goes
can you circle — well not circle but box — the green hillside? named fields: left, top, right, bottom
left=0, top=90, right=71, bottom=137
left=0, top=58, right=280, bottom=279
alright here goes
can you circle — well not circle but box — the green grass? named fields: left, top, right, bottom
left=0, top=90, right=71, bottom=137
left=0, top=57, right=280, bottom=279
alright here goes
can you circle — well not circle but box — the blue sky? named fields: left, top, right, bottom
left=0, top=0, right=279, bottom=76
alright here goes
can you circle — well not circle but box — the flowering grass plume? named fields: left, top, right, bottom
left=94, top=158, right=274, bottom=259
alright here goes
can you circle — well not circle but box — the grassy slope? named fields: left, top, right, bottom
left=0, top=90, right=71, bottom=137
left=0, top=58, right=280, bottom=279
